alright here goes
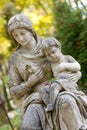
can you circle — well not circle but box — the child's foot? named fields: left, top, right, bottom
left=45, top=104, right=54, bottom=112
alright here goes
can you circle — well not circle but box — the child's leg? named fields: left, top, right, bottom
left=39, top=84, right=50, bottom=105
left=46, top=82, right=60, bottom=112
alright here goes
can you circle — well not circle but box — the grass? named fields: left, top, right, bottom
left=0, top=114, right=21, bottom=130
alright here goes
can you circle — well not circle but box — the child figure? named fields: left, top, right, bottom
left=41, top=37, right=81, bottom=112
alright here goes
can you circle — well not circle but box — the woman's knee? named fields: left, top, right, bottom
left=58, top=94, right=76, bottom=109
left=21, top=125, right=30, bottom=130
left=21, top=125, right=42, bottom=130
left=21, top=104, right=42, bottom=130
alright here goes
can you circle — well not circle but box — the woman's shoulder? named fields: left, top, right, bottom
left=8, top=51, right=20, bottom=64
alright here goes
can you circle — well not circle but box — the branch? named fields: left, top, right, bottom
left=79, top=0, right=87, bottom=11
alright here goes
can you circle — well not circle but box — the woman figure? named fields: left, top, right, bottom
left=8, top=14, right=87, bottom=130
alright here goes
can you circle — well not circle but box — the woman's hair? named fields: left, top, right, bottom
left=8, top=14, right=38, bottom=48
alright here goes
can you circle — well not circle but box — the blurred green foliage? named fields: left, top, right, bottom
left=0, top=114, right=21, bottom=130
left=53, top=0, right=87, bottom=92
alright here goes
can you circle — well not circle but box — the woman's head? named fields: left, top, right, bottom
left=8, top=14, right=37, bottom=48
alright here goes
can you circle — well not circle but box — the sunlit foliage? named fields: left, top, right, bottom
left=0, top=0, right=54, bottom=62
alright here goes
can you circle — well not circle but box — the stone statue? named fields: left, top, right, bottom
left=7, top=14, right=87, bottom=130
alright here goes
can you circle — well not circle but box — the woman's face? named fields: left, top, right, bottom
left=12, top=28, right=32, bottom=46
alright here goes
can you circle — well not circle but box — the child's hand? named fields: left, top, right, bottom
left=51, top=81, right=62, bottom=91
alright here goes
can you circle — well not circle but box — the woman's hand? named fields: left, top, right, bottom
left=10, top=68, right=44, bottom=99
left=27, top=68, right=44, bottom=83
left=68, top=71, right=82, bottom=83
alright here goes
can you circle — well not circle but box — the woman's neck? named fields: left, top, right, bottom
left=25, top=37, right=37, bottom=51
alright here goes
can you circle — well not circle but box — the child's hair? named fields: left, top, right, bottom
left=43, top=37, right=61, bottom=50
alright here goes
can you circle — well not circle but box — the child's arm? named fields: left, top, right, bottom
left=57, top=55, right=81, bottom=72
left=62, top=62, right=80, bottom=71
left=56, top=62, right=81, bottom=73
left=66, top=55, right=81, bottom=71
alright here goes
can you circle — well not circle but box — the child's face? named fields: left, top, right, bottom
left=44, top=46, right=60, bottom=62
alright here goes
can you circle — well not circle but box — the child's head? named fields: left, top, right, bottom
left=43, top=37, right=61, bottom=62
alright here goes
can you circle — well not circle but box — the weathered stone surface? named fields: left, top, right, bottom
left=7, top=14, right=87, bottom=130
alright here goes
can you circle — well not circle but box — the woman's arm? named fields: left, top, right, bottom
left=8, top=56, right=43, bottom=99
left=9, top=69, right=43, bottom=99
